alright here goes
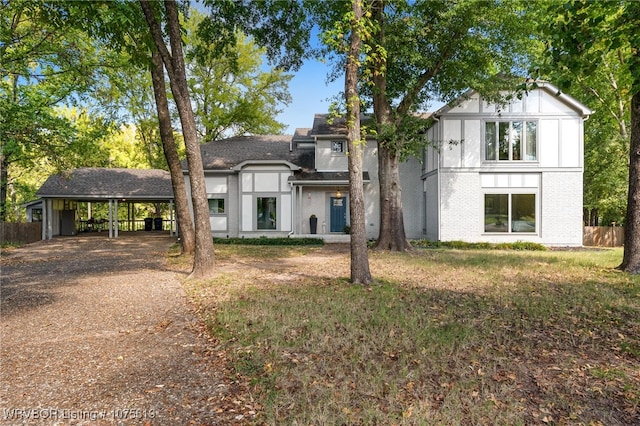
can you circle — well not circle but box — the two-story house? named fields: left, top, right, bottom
left=423, top=82, right=592, bottom=246
left=187, top=81, right=591, bottom=245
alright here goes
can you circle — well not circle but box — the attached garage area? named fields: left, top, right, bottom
left=35, top=168, right=176, bottom=240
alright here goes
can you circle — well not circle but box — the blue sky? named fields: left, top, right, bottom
left=276, top=58, right=343, bottom=134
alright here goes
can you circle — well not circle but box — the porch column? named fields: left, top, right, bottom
left=108, top=199, right=113, bottom=238
left=46, top=199, right=53, bottom=240
left=114, top=199, right=119, bottom=238
left=41, top=199, right=47, bottom=240
left=169, top=199, right=174, bottom=236
left=296, top=185, right=303, bottom=234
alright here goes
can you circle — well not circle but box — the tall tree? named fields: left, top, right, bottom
left=185, top=11, right=292, bottom=141
left=344, top=0, right=372, bottom=285
left=0, top=0, right=108, bottom=220
left=538, top=0, right=640, bottom=273
left=365, top=0, right=533, bottom=251
left=150, top=50, right=195, bottom=254
left=140, top=0, right=214, bottom=278
left=52, top=0, right=198, bottom=256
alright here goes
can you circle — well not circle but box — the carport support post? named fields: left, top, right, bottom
left=108, top=199, right=119, bottom=238
left=170, top=199, right=174, bottom=236
left=114, top=199, right=118, bottom=238
left=108, top=199, right=112, bottom=238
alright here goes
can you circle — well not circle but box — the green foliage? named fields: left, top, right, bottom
left=186, top=11, right=292, bottom=141
left=0, top=0, right=132, bottom=220
left=411, top=239, right=547, bottom=251
left=533, top=1, right=637, bottom=225
left=213, top=237, right=324, bottom=246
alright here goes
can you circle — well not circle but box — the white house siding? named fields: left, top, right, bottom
left=238, top=165, right=293, bottom=237
left=438, top=171, right=481, bottom=242
left=226, top=175, right=239, bottom=237
left=540, top=171, right=584, bottom=246
left=424, top=172, right=439, bottom=241
left=316, top=139, right=349, bottom=171
left=462, top=120, right=482, bottom=167
left=399, top=157, right=423, bottom=239
left=427, top=85, right=589, bottom=246
left=300, top=140, right=381, bottom=239
left=205, top=175, right=228, bottom=233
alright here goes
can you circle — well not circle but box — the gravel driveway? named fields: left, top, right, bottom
left=1, top=234, right=229, bottom=425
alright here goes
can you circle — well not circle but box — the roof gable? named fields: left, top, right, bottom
left=434, top=81, right=593, bottom=118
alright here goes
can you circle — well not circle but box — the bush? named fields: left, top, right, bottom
left=411, top=239, right=547, bottom=251
left=213, top=237, right=324, bottom=246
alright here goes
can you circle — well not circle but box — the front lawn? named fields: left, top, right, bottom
left=184, top=246, right=639, bottom=425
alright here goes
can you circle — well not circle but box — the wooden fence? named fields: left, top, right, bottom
left=1, top=222, right=41, bottom=245
left=583, top=226, right=624, bottom=247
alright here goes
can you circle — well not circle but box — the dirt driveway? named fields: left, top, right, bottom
left=1, top=234, right=231, bottom=425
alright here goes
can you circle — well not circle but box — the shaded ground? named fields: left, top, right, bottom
left=0, top=234, right=237, bottom=425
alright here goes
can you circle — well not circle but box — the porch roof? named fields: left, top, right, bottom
left=36, top=167, right=174, bottom=202
left=289, top=171, right=371, bottom=185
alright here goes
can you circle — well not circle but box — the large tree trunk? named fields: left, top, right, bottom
left=369, top=0, right=411, bottom=252
left=346, top=0, right=372, bottom=285
left=619, top=90, right=640, bottom=273
left=141, top=0, right=214, bottom=278
left=149, top=51, right=195, bottom=255
left=375, top=143, right=411, bottom=251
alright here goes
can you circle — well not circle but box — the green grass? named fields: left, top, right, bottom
left=184, top=246, right=640, bottom=425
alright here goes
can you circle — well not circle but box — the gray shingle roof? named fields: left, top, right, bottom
left=194, top=135, right=315, bottom=171
left=36, top=168, right=173, bottom=200
left=310, top=114, right=374, bottom=136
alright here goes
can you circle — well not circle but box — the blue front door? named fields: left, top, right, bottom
left=330, top=197, right=347, bottom=232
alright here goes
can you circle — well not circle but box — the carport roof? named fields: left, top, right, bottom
left=36, top=167, right=174, bottom=201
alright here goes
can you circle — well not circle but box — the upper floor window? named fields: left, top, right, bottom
left=484, top=121, right=537, bottom=161
left=331, top=140, right=344, bottom=153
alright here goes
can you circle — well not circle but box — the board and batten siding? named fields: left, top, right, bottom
left=239, top=165, right=293, bottom=234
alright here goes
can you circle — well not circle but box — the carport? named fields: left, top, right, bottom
left=36, top=168, right=176, bottom=240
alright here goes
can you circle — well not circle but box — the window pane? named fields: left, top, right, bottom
left=257, top=197, right=277, bottom=230
left=498, top=122, right=510, bottom=160
left=511, top=194, right=536, bottom=233
left=512, top=121, right=522, bottom=160
left=484, top=194, right=508, bottom=232
left=208, top=199, right=225, bottom=214
left=485, top=122, right=496, bottom=160
left=526, top=122, right=537, bottom=160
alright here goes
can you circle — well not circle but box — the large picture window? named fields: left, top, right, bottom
left=257, top=197, right=277, bottom=230
left=484, top=193, right=536, bottom=233
left=485, top=121, right=537, bottom=161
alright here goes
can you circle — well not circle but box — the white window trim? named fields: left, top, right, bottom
left=256, top=194, right=279, bottom=231
left=207, top=197, right=226, bottom=216
left=483, top=120, right=538, bottom=163
left=330, top=140, right=345, bottom=155
left=482, top=190, right=539, bottom=235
